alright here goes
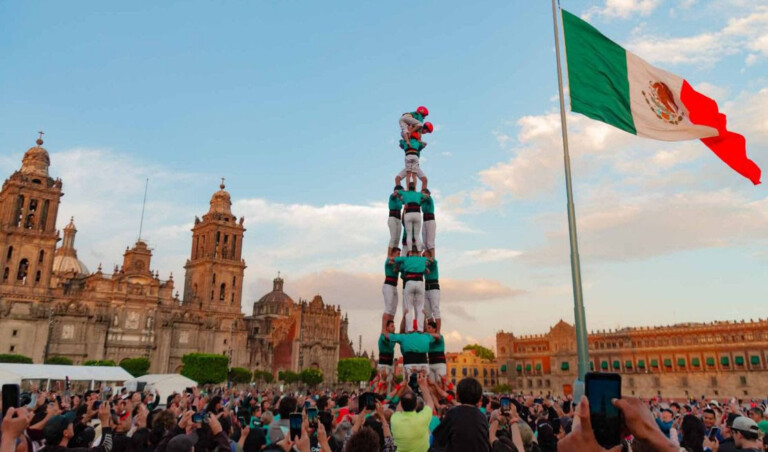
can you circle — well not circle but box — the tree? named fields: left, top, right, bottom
left=84, top=360, right=116, bottom=366
left=278, top=370, right=300, bottom=384
left=337, top=358, right=373, bottom=383
left=0, top=354, right=33, bottom=364
left=253, top=370, right=274, bottom=383
left=120, top=357, right=151, bottom=377
left=463, top=344, right=495, bottom=361
left=230, top=367, right=252, bottom=384
left=45, top=356, right=73, bottom=365
left=493, top=383, right=513, bottom=394
left=180, top=353, right=227, bottom=384
left=300, top=368, right=323, bottom=387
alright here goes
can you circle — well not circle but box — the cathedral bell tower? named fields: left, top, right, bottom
left=0, top=135, right=62, bottom=294
left=183, top=180, right=246, bottom=313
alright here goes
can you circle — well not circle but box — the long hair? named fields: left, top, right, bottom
left=680, top=414, right=706, bottom=452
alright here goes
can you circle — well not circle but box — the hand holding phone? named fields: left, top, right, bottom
left=307, top=407, right=318, bottom=429
left=585, top=372, right=622, bottom=449
left=289, top=413, right=303, bottom=440
left=2, top=384, right=20, bottom=418
left=500, top=396, right=511, bottom=414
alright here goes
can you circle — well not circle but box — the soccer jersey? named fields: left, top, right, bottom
left=378, top=334, right=395, bottom=356
left=398, top=190, right=426, bottom=205
left=388, top=193, right=404, bottom=211
left=422, top=196, right=434, bottom=215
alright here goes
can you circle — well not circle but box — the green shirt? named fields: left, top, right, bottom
left=391, top=408, right=432, bottom=452
left=422, top=196, right=434, bottom=215
left=388, top=193, right=404, bottom=211
left=393, top=256, right=429, bottom=274
left=384, top=259, right=399, bottom=279
left=378, top=334, right=395, bottom=356
left=425, top=259, right=438, bottom=282
left=398, top=190, right=426, bottom=206
left=410, top=111, right=425, bottom=123
left=400, top=138, right=425, bottom=155
left=389, top=332, right=435, bottom=354
left=428, top=335, right=444, bottom=353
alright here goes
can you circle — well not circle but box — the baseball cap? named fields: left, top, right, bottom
left=732, top=416, right=759, bottom=435
left=709, top=400, right=720, bottom=407
left=42, top=412, right=76, bottom=445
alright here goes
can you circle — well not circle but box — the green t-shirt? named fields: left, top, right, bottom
left=398, top=190, right=426, bottom=205
left=378, top=333, right=395, bottom=356
left=389, top=193, right=404, bottom=211
left=422, top=196, right=434, bottom=215
left=428, top=335, right=444, bottom=353
left=384, top=259, right=399, bottom=279
left=400, top=138, right=425, bottom=155
left=425, top=259, right=438, bottom=282
left=389, top=332, right=434, bottom=354
left=410, top=111, right=425, bottom=123
left=393, top=256, right=429, bottom=274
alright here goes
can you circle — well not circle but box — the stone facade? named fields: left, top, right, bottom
left=496, top=319, right=768, bottom=398
left=0, top=139, right=354, bottom=382
left=246, top=277, right=356, bottom=381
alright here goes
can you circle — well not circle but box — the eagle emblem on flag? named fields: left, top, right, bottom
left=642, top=81, right=684, bottom=125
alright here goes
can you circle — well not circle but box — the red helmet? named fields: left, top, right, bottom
left=422, top=122, right=434, bottom=133
left=416, top=106, right=429, bottom=116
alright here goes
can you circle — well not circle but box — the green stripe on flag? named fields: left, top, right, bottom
left=561, top=9, right=636, bottom=135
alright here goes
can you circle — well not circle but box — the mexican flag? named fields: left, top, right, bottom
left=561, top=9, right=761, bottom=185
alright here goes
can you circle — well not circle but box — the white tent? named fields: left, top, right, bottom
left=0, top=364, right=133, bottom=388
left=123, top=374, right=197, bottom=404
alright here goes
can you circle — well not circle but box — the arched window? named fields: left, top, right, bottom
left=35, top=271, right=41, bottom=284
left=25, top=214, right=35, bottom=229
left=38, top=250, right=44, bottom=264
left=39, top=200, right=49, bottom=231
left=13, top=195, right=24, bottom=226
left=6, top=246, right=12, bottom=260
left=17, top=259, right=29, bottom=282
left=219, top=283, right=226, bottom=301
left=2, top=267, right=8, bottom=282
left=212, top=273, right=216, bottom=284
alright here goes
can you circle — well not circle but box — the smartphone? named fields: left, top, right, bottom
left=238, top=417, right=247, bottom=429
left=307, top=407, right=318, bottom=429
left=2, top=384, right=20, bottom=417
left=534, top=397, right=543, bottom=404
left=192, top=412, right=204, bottom=423
left=361, top=392, right=376, bottom=411
left=708, top=427, right=720, bottom=441
left=289, top=413, right=303, bottom=440
left=500, top=396, right=511, bottom=414
left=93, top=400, right=102, bottom=410
left=585, top=372, right=622, bottom=449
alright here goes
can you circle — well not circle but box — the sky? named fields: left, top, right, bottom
left=1, top=0, right=766, bottom=355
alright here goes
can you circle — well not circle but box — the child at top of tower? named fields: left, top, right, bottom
left=400, top=131, right=428, bottom=190
left=399, top=106, right=430, bottom=144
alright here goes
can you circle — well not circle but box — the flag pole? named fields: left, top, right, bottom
left=551, top=0, right=590, bottom=383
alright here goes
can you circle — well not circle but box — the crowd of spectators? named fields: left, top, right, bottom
left=2, top=374, right=768, bottom=452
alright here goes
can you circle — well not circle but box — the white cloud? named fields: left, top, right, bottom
left=462, top=248, right=523, bottom=263
left=442, top=330, right=496, bottom=353
left=625, top=6, right=768, bottom=66
left=583, top=0, right=662, bottom=20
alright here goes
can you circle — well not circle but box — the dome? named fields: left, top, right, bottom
left=20, top=138, right=51, bottom=179
left=52, top=254, right=90, bottom=276
left=208, top=180, right=232, bottom=215
left=256, top=276, right=294, bottom=306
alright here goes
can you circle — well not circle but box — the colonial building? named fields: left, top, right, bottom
left=497, top=319, right=768, bottom=398
left=446, top=350, right=500, bottom=389
left=0, top=137, right=353, bottom=381
left=247, top=276, right=355, bottom=380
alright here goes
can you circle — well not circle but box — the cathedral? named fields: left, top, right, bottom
left=0, top=137, right=355, bottom=381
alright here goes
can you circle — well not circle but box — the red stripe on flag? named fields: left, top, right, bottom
left=680, top=81, right=761, bottom=185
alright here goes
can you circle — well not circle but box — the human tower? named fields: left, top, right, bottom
left=373, top=106, right=447, bottom=393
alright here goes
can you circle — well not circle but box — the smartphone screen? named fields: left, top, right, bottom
left=500, top=397, right=511, bottom=413
left=585, top=372, right=622, bottom=449
left=307, top=408, right=318, bottom=428
left=708, top=427, right=720, bottom=441
left=238, top=417, right=246, bottom=429
left=289, top=413, right=303, bottom=440
left=2, top=384, right=20, bottom=417
left=93, top=401, right=102, bottom=410
left=363, top=392, right=376, bottom=411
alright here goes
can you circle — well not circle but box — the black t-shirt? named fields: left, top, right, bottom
left=432, top=405, right=491, bottom=452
